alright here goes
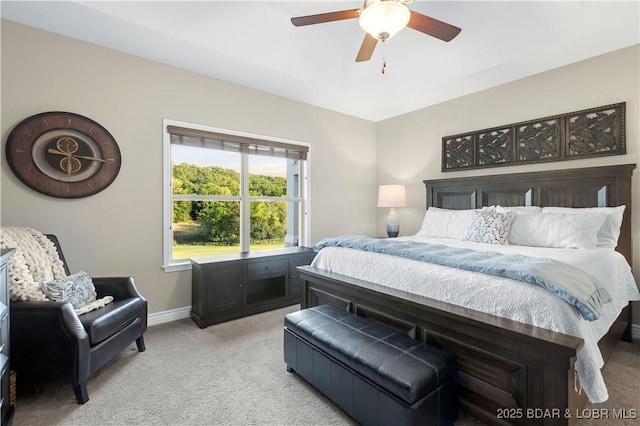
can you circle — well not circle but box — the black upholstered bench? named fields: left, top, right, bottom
left=284, top=304, right=458, bottom=426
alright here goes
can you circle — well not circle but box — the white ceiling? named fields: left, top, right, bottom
left=2, top=1, right=639, bottom=122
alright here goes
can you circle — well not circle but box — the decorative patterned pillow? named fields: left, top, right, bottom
left=41, top=271, right=97, bottom=309
left=463, top=210, right=515, bottom=245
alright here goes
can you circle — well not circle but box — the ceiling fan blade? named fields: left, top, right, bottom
left=407, top=11, right=461, bottom=42
left=291, top=9, right=360, bottom=27
left=355, top=33, right=378, bottom=62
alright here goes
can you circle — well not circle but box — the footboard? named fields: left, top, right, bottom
left=298, top=265, right=587, bottom=426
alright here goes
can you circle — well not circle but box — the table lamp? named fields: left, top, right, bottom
left=377, top=184, right=407, bottom=237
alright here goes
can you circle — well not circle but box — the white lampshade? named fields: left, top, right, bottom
left=377, top=184, right=407, bottom=208
left=359, top=1, right=411, bottom=41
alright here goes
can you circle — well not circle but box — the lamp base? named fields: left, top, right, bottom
left=386, top=207, right=400, bottom=238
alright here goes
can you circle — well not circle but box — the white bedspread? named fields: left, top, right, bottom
left=311, top=236, right=640, bottom=403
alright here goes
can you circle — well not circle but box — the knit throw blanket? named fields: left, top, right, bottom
left=0, top=227, right=112, bottom=315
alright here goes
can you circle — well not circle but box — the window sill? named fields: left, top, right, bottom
left=162, top=261, right=191, bottom=273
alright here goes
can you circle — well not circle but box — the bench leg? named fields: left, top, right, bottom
left=73, top=382, right=89, bottom=404
left=136, top=335, right=146, bottom=352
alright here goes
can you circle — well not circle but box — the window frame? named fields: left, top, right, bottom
left=162, top=119, right=311, bottom=272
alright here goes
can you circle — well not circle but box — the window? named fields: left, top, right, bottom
left=163, top=120, right=310, bottom=271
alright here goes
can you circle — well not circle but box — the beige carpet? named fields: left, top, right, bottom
left=12, top=305, right=639, bottom=425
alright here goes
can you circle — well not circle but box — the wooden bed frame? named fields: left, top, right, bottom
left=298, top=163, right=636, bottom=426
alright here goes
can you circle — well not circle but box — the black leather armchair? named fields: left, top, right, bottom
left=10, top=235, right=147, bottom=404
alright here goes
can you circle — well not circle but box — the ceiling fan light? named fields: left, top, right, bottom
left=359, top=1, right=411, bottom=41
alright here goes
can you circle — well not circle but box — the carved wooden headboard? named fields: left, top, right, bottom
left=424, top=163, right=636, bottom=264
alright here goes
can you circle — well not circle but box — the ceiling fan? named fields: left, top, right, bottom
left=291, top=0, right=462, bottom=63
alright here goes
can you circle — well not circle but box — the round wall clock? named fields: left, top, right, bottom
left=5, top=111, right=121, bottom=199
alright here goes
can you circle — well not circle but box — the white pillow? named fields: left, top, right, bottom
left=416, top=207, right=475, bottom=239
left=463, top=210, right=515, bottom=245
left=496, top=205, right=542, bottom=215
left=541, top=206, right=625, bottom=249
left=508, top=212, right=605, bottom=249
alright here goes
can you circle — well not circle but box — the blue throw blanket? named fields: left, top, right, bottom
left=314, top=236, right=610, bottom=321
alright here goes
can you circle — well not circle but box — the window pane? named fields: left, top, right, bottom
left=172, top=201, right=240, bottom=259
left=250, top=201, right=299, bottom=251
left=165, top=121, right=309, bottom=268
left=172, top=144, right=240, bottom=196
left=248, top=155, right=300, bottom=198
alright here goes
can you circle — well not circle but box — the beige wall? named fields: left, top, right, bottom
left=0, top=21, right=377, bottom=315
left=376, top=45, right=640, bottom=324
left=2, top=20, right=638, bottom=325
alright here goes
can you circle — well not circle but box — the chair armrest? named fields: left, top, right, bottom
left=11, top=300, right=89, bottom=343
left=92, top=276, right=146, bottom=301
left=10, top=300, right=91, bottom=383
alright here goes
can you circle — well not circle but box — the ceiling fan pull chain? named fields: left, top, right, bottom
left=381, top=40, right=387, bottom=74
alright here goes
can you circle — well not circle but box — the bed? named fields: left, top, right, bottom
left=298, top=163, right=637, bottom=426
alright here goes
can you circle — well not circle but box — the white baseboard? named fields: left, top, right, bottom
left=148, top=305, right=191, bottom=327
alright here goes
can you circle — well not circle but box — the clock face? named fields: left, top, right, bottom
left=5, top=112, right=121, bottom=199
